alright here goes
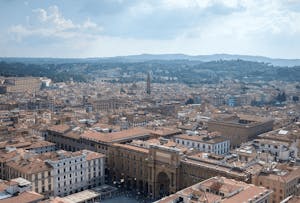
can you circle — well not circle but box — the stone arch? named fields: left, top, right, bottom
left=156, top=171, right=170, bottom=198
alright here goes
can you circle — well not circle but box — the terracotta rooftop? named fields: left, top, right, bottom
left=261, top=165, right=300, bottom=183
left=6, top=157, right=51, bottom=174
left=182, top=155, right=247, bottom=178
left=150, top=127, right=181, bottom=137
left=156, top=177, right=272, bottom=203
left=0, top=191, right=44, bottom=203
left=48, top=124, right=71, bottom=134
left=0, top=149, right=21, bottom=163
left=38, top=150, right=83, bottom=161
left=38, top=149, right=104, bottom=162
left=200, top=177, right=243, bottom=194
left=85, top=150, right=105, bottom=160
left=80, top=127, right=152, bottom=143
left=25, top=140, right=56, bottom=150
left=0, top=182, right=8, bottom=192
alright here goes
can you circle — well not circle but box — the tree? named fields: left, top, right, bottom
left=276, top=92, right=286, bottom=103
left=292, top=96, right=299, bottom=102
left=185, top=98, right=194, bottom=105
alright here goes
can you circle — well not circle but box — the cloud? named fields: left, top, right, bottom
left=9, top=5, right=102, bottom=41
left=161, top=0, right=243, bottom=11
left=32, top=5, right=76, bottom=30
left=82, top=18, right=97, bottom=29
left=33, top=8, right=48, bottom=22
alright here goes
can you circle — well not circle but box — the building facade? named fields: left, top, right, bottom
left=174, top=133, right=230, bottom=155
left=252, top=165, right=300, bottom=203
left=0, top=77, right=42, bottom=94
left=253, top=139, right=297, bottom=161
left=208, top=114, right=274, bottom=148
left=44, top=150, right=105, bottom=197
left=108, top=140, right=251, bottom=200
left=0, top=148, right=105, bottom=198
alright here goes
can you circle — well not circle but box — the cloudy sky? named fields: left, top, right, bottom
left=0, top=0, right=300, bottom=58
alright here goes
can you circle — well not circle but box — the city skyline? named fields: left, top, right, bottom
left=1, top=0, right=300, bottom=58
left=0, top=1, right=299, bottom=202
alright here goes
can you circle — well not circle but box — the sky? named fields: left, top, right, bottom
left=0, top=0, right=300, bottom=58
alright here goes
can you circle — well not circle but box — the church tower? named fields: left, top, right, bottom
left=146, top=72, right=151, bottom=95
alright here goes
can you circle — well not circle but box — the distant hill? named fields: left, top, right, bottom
left=1, top=57, right=299, bottom=83
left=1, top=53, right=300, bottom=66
left=108, top=53, right=300, bottom=67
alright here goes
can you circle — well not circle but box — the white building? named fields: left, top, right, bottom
left=45, top=149, right=105, bottom=197
left=174, top=132, right=230, bottom=155
left=253, top=139, right=297, bottom=161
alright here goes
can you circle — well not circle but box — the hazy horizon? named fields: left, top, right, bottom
left=1, top=53, right=300, bottom=61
